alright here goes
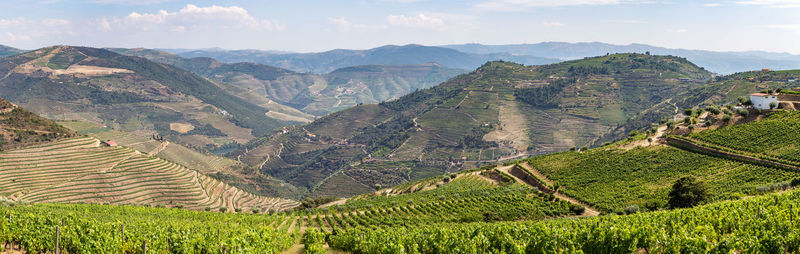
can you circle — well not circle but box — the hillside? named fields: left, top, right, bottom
left=3, top=107, right=800, bottom=253
left=0, top=46, right=293, bottom=154
left=113, top=48, right=467, bottom=116
left=0, top=45, right=24, bottom=58
left=443, top=42, right=800, bottom=74
left=59, top=120, right=303, bottom=199
left=167, top=44, right=560, bottom=73
left=232, top=53, right=714, bottom=197
left=0, top=97, right=76, bottom=151
left=0, top=136, right=299, bottom=211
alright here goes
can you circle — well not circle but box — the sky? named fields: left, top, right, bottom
left=0, top=0, right=799, bottom=54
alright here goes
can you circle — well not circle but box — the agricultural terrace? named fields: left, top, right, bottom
left=0, top=137, right=298, bottom=213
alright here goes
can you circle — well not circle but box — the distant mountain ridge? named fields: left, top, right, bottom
left=442, top=42, right=800, bottom=74
left=113, top=48, right=466, bottom=116
left=0, top=45, right=24, bottom=58
left=165, top=44, right=561, bottom=74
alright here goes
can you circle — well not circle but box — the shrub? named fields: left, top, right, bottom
left=569, top=204, right=586, bottom=214
left=684, top=108, right=693, bottom=116
left=668, top=177, right=711, bottom=209
left=624, top=205, right=640, bottom=214
left=722, top=115, right=732, bottom=122
left=643, top=200, right=663, bottom=211
left=736, top=108, right=749, bottom=117
left=219, top=207, right=228, bottom=212
left=235, top=208, right=242, bottom=213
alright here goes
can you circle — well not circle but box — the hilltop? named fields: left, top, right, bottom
left=232, top=53, right=714, bottom=197
left=443, top=42, right=800, bottom=74
left=113, top=47, right=467, bottom=116
left=0, top=46, right=292, bottom=154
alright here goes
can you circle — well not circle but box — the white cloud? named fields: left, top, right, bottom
left=476, top=0, right=624, bottom=11
left=668, top=28, right=688, bottom=33
left=703, top=3, right=724, bottom=7
left=765, top=24, right=800, bottom=31
left=387, top=14, right=445, bottom=29
left=385, top=12, right=475, bottom=31
left=5, top=32, right=31, bottom=42
left=88, top=0, right=173, bottom=4
left=109, top=4, right=284, bottom=32
left=329, top=17, right=387, bottom=32
left=0, top=18, right=28, bottom=28
left=41, top=19, right=70, bottom=27
left=542, top=21, right=565, bottom=27
left=735, top=0, right=800, bottom=8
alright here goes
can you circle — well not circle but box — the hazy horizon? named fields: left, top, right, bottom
left=1, top=0, right=799, bottom=54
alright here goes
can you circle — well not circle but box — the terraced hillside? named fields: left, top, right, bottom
left=0, top=137, right=299, bottom=212
left=113, top=48, right=466, bottom=116
left=232, top=53, right=714, bottom=197
left=58, top=120, right=303, bottom=199
left=0, top=46, right=293, bottom=152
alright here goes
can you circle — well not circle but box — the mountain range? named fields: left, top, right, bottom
left=166, top=44, right=561, bottom=74
left=168, top=42, right=800, bottom=75
left=112, top=48, right=465, bottom=117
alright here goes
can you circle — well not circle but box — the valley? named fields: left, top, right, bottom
left=1, top=44, right=800, bottom=254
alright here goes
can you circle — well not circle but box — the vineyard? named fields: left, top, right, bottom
left=689, top=111, right=800, bottom=164
left=0, top=137, right=298, bottom=212
left=303, top=174, right=583, bottom=231
left=0, top=203, right=295, bottom=253
left=326, top=188, right=800, bottom=253
left=523, top=144, right=800, bottom=213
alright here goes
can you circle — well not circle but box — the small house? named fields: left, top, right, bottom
left=102, top=140, right=118, bottom=147
left=750, top=93, right=778, bottom=110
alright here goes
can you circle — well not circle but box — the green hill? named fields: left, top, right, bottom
left=0, top=46, right=293, bottom=153
left=0, top=97, right=76, bottom=151
left=231, top=53, right=714, bottom=197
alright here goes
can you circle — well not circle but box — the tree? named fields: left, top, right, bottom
left=668, top=176, right=711, bottom=208
left=770, top=102, right=777, bottom=110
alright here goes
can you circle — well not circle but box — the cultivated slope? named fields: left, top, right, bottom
left=0, top=46, right=291, bottom=152
left=233, top=53, right=713, bottom=197
left=0, top=136, right=299, bottom=211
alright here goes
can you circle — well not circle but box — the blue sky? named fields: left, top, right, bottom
left=0, top=0, right=799, bottom=53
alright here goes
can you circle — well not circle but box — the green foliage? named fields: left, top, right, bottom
left=525, top=146, right=800, bottom=212
left=690, top=111, right=800, bottom=163
left=302, top=228, right=327, bottom=254
left=0, top=203, right=294, bottom=253
left=514, top=78, right=575, bottom=108
left=668, top=177, right=711, bottom=208
left=327, top=189, right=800, bottom=253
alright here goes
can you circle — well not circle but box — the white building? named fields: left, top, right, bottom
left=750, top=93, right=779, bottom=110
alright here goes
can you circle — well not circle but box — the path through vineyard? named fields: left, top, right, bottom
left=497, top=164, right=600, bottom=216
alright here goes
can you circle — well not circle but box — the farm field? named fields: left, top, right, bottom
left=0, top=137, right=299, bottom=212
left=523, top=143, right=800, bottom=213
left=689, top=111, right=800, bottom=164
left=325, top=187, right=800, bottom=253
